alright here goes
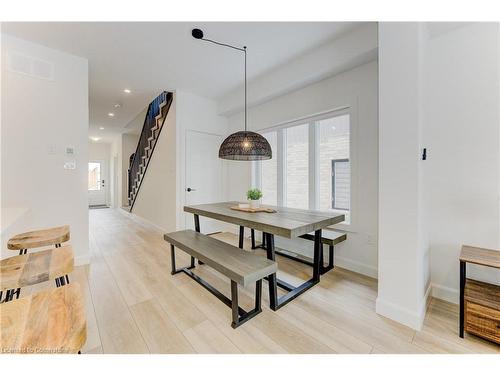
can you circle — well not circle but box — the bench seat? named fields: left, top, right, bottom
left=0, top=283, right=86, bottom=354
left=164, top=229, right=277, bottom=328
left=299, top=230, right=347, bottom=246
left=164, top=230, right=277, bottom=287
left=7, top=225, right=70, bottom=251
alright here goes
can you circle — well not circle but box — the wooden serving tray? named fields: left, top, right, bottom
left=230, top=206, right=276, bottom=213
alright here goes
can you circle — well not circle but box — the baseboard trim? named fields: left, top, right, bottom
left=431, top=283, right=458, bottom=305
left=335, top=254, right=378, bottom=279
left=375, top=284, right=431, bottom=331
left=75, top=254, right=90, bottom=266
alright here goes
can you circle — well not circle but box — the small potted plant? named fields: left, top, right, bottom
left=246, top=188, right=263, bottom=209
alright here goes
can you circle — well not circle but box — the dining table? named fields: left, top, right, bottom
left=184, top=201, right=345, bottom=311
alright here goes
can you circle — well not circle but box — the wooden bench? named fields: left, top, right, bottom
left=0, top=283, right=86, bottom=354
left=249, top=228, right=346, bottom=274
left=164, top=229, right=277, bottom=328
left=7, top=225, right=70, bottom=255
left=1, top=245, right=74, bottom=303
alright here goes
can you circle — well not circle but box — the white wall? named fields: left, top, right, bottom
left=377, top=23, right=429, bottom=330
left=425, top=23, right=500, bottom=303
left=88, top=141, right=111, bottom=205
left=225, top=61, right=379, bottom=278
left=1, top=34, right=89, bottom=265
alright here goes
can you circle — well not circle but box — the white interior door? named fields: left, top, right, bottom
left=185, top=130, right=223, bottom=234
left=88, top=160, right=107, bottom=206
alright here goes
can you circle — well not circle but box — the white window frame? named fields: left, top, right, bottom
left=252, top=105, right=357, bottom=231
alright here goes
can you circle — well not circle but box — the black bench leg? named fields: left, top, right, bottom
left=170, top=244, right=177, bottom=274
left=231, top=280, right=239, bottom=327
left=239, top=226, right=244, bottom=249
left=194, top=214, right=204, bottom=265
left=170, top=244, right=195, bottom=275
left=251, top=229, right=256, bottom=249
left=231, top=279, right=263, bottom=329
left=320, top=245, right=335, bottom=275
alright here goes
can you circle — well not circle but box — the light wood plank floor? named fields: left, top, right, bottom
left=33, top=208, right=500, bottom=353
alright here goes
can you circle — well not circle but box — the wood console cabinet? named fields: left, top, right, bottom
left=459, top=245, right=500, bottom=344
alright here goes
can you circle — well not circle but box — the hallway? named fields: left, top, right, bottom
left=57, top=208, right=500, bottom=353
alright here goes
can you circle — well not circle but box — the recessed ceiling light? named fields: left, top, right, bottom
left=123, top=89, right=131, bottom=94
left=114, top=103, right=121, bottom=108
left=108, top=112, right=115, bottom=117
left=90, top=137, right=100, bottom=142
left=99, top=126, right=105, bottom=130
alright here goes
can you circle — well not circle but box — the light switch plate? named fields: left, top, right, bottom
left=64, top=161, right=76, bottom=170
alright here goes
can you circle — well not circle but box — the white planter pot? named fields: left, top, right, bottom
left=249, top=200, right=260, bottom=209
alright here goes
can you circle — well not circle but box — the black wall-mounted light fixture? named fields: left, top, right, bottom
left=191, top=28, right=272, bottom=161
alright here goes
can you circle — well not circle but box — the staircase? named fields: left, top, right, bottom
left=128, top=91, right=173, bottom=211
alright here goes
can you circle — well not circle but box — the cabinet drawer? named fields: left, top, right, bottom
left=465, top=302, right=500, bottom=344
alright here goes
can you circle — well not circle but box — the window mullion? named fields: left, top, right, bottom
left=308, top=122, right=318, bottom=210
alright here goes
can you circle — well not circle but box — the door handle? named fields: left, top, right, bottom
left=186, top=187, right=196, bottom=192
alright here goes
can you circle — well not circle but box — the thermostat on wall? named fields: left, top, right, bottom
left=65, top=147, right=75, bottom=155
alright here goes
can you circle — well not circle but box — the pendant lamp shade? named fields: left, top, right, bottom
left=218, top=131, right=272, bottom=161
left=192, top=28, right=273, bottom=161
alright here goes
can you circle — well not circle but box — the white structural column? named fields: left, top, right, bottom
left=377, top=23, right=430, bottom=330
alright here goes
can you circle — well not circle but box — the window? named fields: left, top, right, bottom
left=255, top=110, right=351, bottom=225
left=331, top=159, right=350, bottom=210
left=285, top=124, right=309, bottom=209
left=88, top=162, right=101, bottom=191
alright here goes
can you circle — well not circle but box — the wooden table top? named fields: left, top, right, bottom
left=460, top=245, right=500, bottom=269
left=7, top=225, right=70, bottom=250
left=0, top=283, right=86, bottom=354
left=184, top=201, right=345, bottom=238
left=1, top=245, right=74, bottom=291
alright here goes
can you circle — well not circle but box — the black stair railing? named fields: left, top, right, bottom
left=128, top=91, right=171, bottom=207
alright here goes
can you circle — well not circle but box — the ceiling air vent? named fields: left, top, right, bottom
left=7, top=52, right=54, bottom=81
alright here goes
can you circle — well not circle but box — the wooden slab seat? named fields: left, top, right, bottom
left=0, top=283, right=86, bottom=354
left=7, top=225, right=70, bottom=253
left=249, top=228, right=347, bottom=274
left=164, top=229, right=277, bottom=328
left=0, top=245, right=74, bottom=303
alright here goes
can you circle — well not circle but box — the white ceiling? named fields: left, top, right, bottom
left=2, top=22, right=362, bottom=142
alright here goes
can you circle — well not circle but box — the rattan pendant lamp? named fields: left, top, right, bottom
left=192, top=28, right=272, bottom=161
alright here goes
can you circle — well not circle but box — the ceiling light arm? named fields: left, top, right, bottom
left=196, top=36, right=247, bottom=132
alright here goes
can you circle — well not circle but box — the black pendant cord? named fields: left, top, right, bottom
left=198, top=37, right=248, bottom=132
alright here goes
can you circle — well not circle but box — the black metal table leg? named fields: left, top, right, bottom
left=265, top=232, right=278, bottom=310
left=239, top=226, right=244, bottom=249
left=264, top=229, right=322, bottom=311
left=459, top=260, right=466, bottom=338
left=251, top=229, right=256, bottom=249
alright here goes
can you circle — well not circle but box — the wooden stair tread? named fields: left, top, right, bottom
left=0, top=283, right=86, bottom=354
left=300, top=230, right=347, bottom=246
left=464, top=278, right=500, bottom=311
left=164, top=230, right=277, bottom=286
left=7, top=225, right=70, bottom=250
left=1, top=245, right=74, bottom=290
left=460, top=245, right=500, bottom=268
